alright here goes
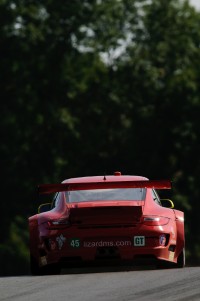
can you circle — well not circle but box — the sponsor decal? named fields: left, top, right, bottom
left=56, top=234, right=66, bottom=250
left=134, top=236, right=145, bottom=246
left=83, top=240, right=132, bottom=248
left=159, top=234, right=166, bottom=246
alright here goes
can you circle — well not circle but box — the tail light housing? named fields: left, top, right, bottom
left=142, top=216, right=169, bottom=226
left=46, top=218, right=70, bottom=229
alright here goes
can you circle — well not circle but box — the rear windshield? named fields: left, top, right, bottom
left=65, top=188, right=146, bottom=203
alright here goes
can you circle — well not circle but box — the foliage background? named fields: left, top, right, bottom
left=1, top=0, right=200, bottom=275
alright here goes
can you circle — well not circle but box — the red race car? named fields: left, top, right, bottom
left=29, top=172, right=185, bottom=275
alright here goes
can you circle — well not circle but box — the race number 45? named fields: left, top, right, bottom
left=134, top=236, right=145, bottom=246
left=70, top=238, right=80, bottom=248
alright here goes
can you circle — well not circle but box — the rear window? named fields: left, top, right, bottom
left=65, top=188, right=146, bottom=203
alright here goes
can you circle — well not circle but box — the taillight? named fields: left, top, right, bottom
left=47, top=218, right=70, bottom=228
left=142, top=216, right=169, bottom=226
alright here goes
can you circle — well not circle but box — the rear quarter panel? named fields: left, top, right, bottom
left=173, top=209, right=185, bottom=259
left=29, top=215, right=40, bottom=258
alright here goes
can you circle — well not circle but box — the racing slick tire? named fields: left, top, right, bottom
left=177, top=248, right=185, bottom=268
left=157, top=248, right=185, bottom=269
left=30, top=255, right=61, bottom=275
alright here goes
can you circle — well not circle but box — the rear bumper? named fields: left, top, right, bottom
left=34, top=221, right=181, bottom=267
left=37, top=245, right=176, bottom=270
left=42, top=245, right=175, bottom=264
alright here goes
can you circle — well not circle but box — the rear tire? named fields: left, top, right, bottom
left=157, top=248, right=185, bottom=269
left=156, top=260, right=172, bottom=269
left=177, top=248, right=185, bottom=268
left=30, top=255, right=61, bottom=275
left=30, top=255, right=41, bottom=275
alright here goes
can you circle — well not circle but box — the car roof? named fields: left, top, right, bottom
left=62, top=174, right=149, bottom=184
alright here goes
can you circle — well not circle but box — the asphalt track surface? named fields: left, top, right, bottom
left=0, top=266, right=200, bottom=301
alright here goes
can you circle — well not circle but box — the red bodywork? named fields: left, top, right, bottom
left=29, top=174, right=185, bottom=274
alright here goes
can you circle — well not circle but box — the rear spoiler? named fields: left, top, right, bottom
left=38, top=180, right=172, bottom=195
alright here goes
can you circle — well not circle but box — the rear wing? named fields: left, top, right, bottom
left=38, top=180, right=172, bottom=195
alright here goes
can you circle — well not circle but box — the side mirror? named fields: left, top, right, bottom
left=38, top=203, right=52, bottom=213
left=160, top=199, right=174, bottom=209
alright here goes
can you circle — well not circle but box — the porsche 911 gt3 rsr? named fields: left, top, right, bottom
left=29, top=172, right=185, bottom=275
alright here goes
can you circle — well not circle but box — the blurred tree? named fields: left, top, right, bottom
left=0, top=0, right=139, bottom=274
left=0, top=0, right=139, bottom=220
left=112, top=0, right=200, bottom=262
left=1, top=0, right=200, bottom=274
